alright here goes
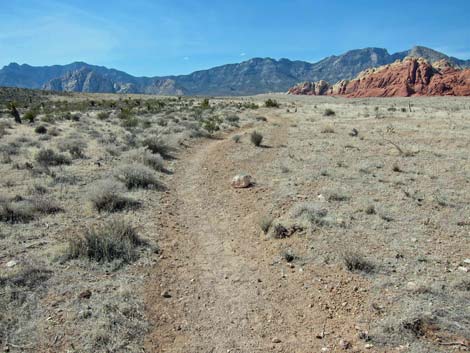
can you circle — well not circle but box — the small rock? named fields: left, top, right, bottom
left=79, top=289, right=92, bottom=299
left=5, top=260, right=17, bottom=268
left=364, top=343, right=374, bottom=349
left=458, top=266, right=468, bottom=273
left=272, top=337, right=281, bottom=343
left=339, top=339, right=351, bottom=350
left=463, top=259, right=470, bottom=264
left=349, top=128, right=359, bottom=137
left=231, top=174, right=252, bottom=188
left=161, top=290, right=172, bottom=298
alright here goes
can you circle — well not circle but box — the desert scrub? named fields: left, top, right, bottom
left=35, top=148, right=71, bottom=166
left=323, top=108, right=336, bottom=116
left=142, top=136, right=173, bottom=159
left=57, top=138, right=87, bottom=158
left=97, top=111, right=111, bottom=120
left=264, top=99, right=279, bottom=108
left=342, top=251, right=375, bottom=274
left=232, top=134, right=241, bottom=143
left=66, top=219, right=143, bottom=263
left=291, top=202, right=331, bottom=227
left=0, top=200, right=36, bottom=223
left=34, top=125, right=47, bottom=134
left=125, top=148, right=164, bottom=171
left=115, top=163, right=162, bottom=190
left=89, top=180, right=140, bottom=212
left=321, top=125, right=335, bottom=133
left=250, top=131, right=263, bottom=147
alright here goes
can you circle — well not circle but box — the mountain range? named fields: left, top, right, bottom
left=0, top=46, right=469, bottom=96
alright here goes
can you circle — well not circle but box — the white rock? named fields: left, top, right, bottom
left=463, top=259, right=470, bottom=264
left=6, top=260, right=17, bottom=268
left=231, top=174, right=252, bottom=188
left=458, top=266, right=468, bottom=273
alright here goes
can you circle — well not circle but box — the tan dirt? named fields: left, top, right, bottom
left=144, top=113, right=376, bottom=353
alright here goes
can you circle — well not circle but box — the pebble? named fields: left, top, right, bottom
left=458, top=266, right=468, bottom=272
left=272, top=337, right=281, bottom=343
left=339, top=339, right=351, bottom=350
left=6, top=260, right=17, bottom=268
left=364, top=343, right=374, bottom=349
left=161, top=290, right=172, bottom=298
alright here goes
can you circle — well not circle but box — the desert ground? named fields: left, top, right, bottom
left=0, top=89, right=469, bottom=353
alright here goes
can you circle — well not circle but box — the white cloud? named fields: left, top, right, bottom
left=240, top=52, right=246, bottom=57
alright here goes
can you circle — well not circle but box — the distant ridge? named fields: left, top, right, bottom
left=0, top=46, right=469, bottom=96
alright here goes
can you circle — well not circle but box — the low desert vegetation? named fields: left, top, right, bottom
left=250, top=130, right=263, bottom=146
left=66, top=219, right=144, bottom=263
left=1, top=90, right=468, bottom=352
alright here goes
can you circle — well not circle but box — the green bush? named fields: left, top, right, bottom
left=265, top=99, right=279, bottom=108
left=323, top=108, right=336, bottom=116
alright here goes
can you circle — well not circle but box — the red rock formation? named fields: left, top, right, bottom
left=287, top=58, right=470, bottom=97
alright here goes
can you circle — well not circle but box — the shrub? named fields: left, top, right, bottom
left=35, top=148, right=71, bottom=166
left=66, top=219, right=143, bottom=263
left=97, top=111, right=110, bottom=120
left=342, top=251, right=374, bottom=273
left=225, top=114, right=240, bottom=124
left=324, top=109, right=336, bottom=116
left=57, top=139, right=87, bottom=159
left=0, top=201, right=35, bottom=223
left=115, top=163, right=162, bottom=189
left=291, top=203, right=330, bottom=227
left=265, top=99, right=279, bottom=108
left=142, top=136, right=172, bottom=159
left=34, top=125, right=47, bottom=134
left=250, top=131, right=263, bottom=147
left=125, top=148, right=164, bottom=171
left=200, top=98, right=210, bottom=109
left=31, top=196, right=63, bottom=214
left=232, top=135, right=241, bottom=143
left=89, top=180, right=139, bottom=212
left=23, top=109, right=38, bottom=123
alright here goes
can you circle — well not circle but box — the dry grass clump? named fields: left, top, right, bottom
left=342, top=251, right=375, bottom=273
left=259, top=216, right=274, bottom=234
left=89, top=180, right=140, bottom=212
left=35, top=148, right=71, bottom=166
left=321, top=125, right=335, bottom=133
left=114, top=163, right=162, bottom=190
left=125, top=148, right=164, bottom=172
left=250, top=131, right=263, bottom=147
left=291, top=202, right=331, bottom=227
left=66, top=219, right=143, bottom=263
left=323, top=108, right=336, bottom=116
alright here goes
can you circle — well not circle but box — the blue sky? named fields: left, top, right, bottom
left=1, top=0, right=470, bottom=76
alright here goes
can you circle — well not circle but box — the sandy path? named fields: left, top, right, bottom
left=144, top=114, right=372, bottom=353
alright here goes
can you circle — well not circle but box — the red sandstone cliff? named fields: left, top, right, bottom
left=288, top=58, right=470, bottom=97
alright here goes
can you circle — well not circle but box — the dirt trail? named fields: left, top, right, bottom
left=145, top=114, right=372, bottom=353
